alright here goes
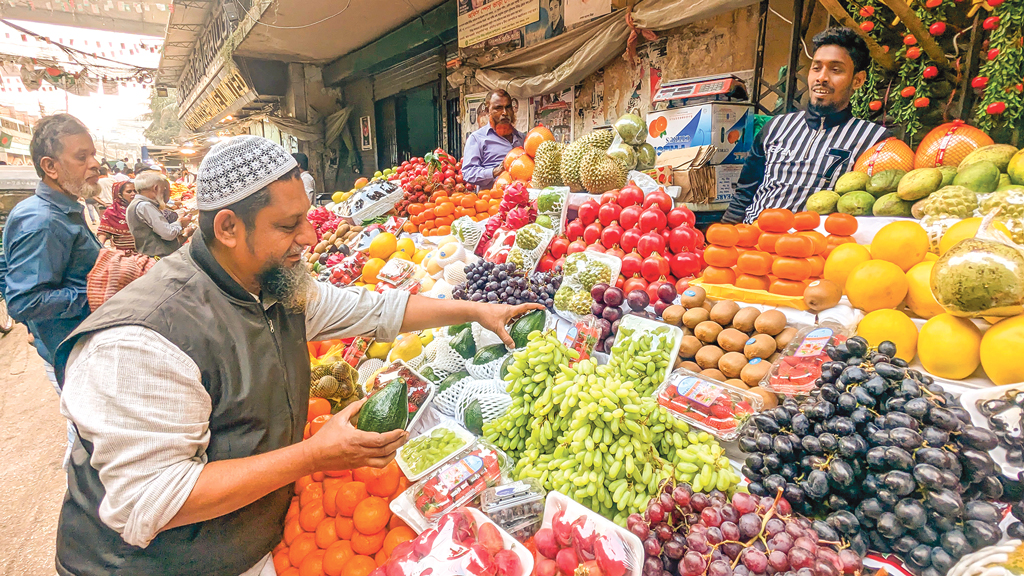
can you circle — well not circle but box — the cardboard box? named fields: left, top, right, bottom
left=714, top=164, right=743, bottom=203
left=643, top=166, right=673, bottom=186
left=647, top=103, right=754, bottom=165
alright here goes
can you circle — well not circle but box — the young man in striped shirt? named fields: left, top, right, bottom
left=724, top=27, right=891, bottom=224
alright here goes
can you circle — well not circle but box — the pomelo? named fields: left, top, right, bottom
left=918, top=314, right=981, bottom=379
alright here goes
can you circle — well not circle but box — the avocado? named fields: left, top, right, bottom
left=473, top=343, right=509, bottom=366
left=437, top=370, right=469, bottom=394
left=463, top=399, right=485, bottom=435
left=448, top=322, right=472, bottom=336
left=499, top=354, right=516, bottom=380
left=509, top=310, right=547, bottom=348
left=419, top=365, right=439, bottom=383
left=450, top=326, right=477, bottom=359
left=356, top=379, right=409, bottom=433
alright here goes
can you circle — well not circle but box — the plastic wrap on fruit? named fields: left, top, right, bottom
left=505, top=205, right=536, bottom=230
left=571, top=516, right=598, bottom=561
left=930, top=210, right=1024, bottom=317
left=413, top=444, right=506, bottom=519
left=552, top=509, right=573, bottom=547
left=594, top=534, right=628, bottom=576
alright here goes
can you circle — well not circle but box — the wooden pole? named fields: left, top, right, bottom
left=816, top=0, right=898, bottom=71
left=879, top=0, right=949, bottom=69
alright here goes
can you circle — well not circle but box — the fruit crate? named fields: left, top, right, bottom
left=655, top=369, right=763, bottom=441
left=539, top=491, right=644, bottom=576
left=396, top=421, right=476, bottom=482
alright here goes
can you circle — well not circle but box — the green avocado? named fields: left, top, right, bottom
left=509, top=310, right=547, bottom=349
left=437, top=370, right=469, bottom=394
left=450, top=326, right=477, bottom=359
left=473, top=343, right=509, bottom=366
left=356, top=379, right=409, bottom=433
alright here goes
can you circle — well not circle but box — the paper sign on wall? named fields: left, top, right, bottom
left=564, top=0, right=611, bottom=27
left=458, top=0, right=540, bottom=48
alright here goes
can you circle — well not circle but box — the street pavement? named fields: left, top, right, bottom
left=0, top=324, right=65, bottom=575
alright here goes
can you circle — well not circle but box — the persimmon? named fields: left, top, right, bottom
left=309, top=414, right=331, bottom=436
left=703, top=245, right=739, bottom=268
left=757, top=208, right=795, bottom=232
left=436, top=225, right=452, bottom=236
left=823, top=213, right=858, bottom=236
left=797, top=230, right=827, bottom=254
left=807, top=254, right=826, bottom=277
left=772, top=257, right=813, bottom=281
left=402, top=222, right=416, bottom=234
left=774, top=235, right=814, bottom=258
left=705, top=224, right=739, bottom=247
left=735, top=274, right=771, bottom=291
left=734, top=224, right=762, bottom=247
left=351, top=529, right=386, bottom=555
left=823, top=234, right=857, bottom=258
left=702, top=266, right=736, bottom=285
left=769, top=278, right=808, bottom=296
left=757, top=232, right=784, bottom=253
left=474, top=199, right=489, bottom=213
left=407, top=204, right=424, bottom=216
left=323, top=541, right=355, bottom=576
left=736, top=251, right=775, bottom=276
left=792, top=211, right=821, bottom=231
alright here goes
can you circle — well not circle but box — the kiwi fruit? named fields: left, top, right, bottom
left=744, top=334, right=777, bottom=360
left=695, top=345, right=724, bottom=370
left=775, top=326, right=798, bottom=349
left=717, top=328, right=749, bottom=353
left=701, top=368, right=727, bottom=382
left=741, top=357, right=772, bottom=386
left=678, top=335, right=703, bottom=359
left=679, top=286, right=707, bottom=308
left=803, top=279, right=842, bottom=312
left=662, top=305, right=685, bottom=326
left=731, top=308, right=761, bottom=333
left=674, top=357, right=686, bottom=370
left=683, top=308, right=711, bottom=329
left=748, top=385, right=779, bottom=409
left=768, top=352, right=781, bottom=363
left=679, top=361, right=701, bottom=372
left=754, top=310, right=787, bottom=335
left=701, top=299, right=715, bottom=312
left=710, top=300, right=740, bottom=325
left=725, top=378, right=748, bottom=389
left=719, top=351, right=748, bottom=379
left=694, top=321, right=724, bottom=344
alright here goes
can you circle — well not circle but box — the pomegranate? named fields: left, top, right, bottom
left=670, top=252, right=701, bottom=278
left=642, top=189, right=673, bottom=212
left=578, top=200, right=600, bottom=225
left=606, top=246, right=626, bottom=261
left=598, top=202, right=622, bottom=227
left=549, top=236, right=570, bottom=259
left=567, top=240, right=588, bottom=254
left=600, top=190, right=620, bottom=205
left=565, top=219, right=584, bottom=241
left=620, top=228, right=643, bottom=253
left=669, top=226, right=699, bottom=253
left=620, top=252, right=643, bottom=277
left=617, top=184, right=644, bottom=207
left=637, top=232, right=666, bottom=258
left=667, top=206, right=696, bottom=228
left=619, top=205, right=643, bottom=229
left=641, top=257, right=663, bottom=283
left=638, top=208, right=667, bottom=233
left=600, top=224, right=623, bottom=249
left=623, top=277, right=648, bottom=294
left=583, top=222, right=603, bottom=245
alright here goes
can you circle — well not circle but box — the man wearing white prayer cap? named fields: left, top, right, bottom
left=51, top=135, right=541, bottom=576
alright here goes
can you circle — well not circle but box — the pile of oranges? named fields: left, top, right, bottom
left=273, top=399, right=416, bottom=576
left=701, top=210, right=860, bottom=296
left=403, top=188, right=503, bottom=236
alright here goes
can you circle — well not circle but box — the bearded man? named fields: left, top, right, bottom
left=462, top=88, right=526, bottom=189
left=53, top=135, right=541, bottom=575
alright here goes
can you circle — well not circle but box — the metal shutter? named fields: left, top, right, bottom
left=372, top=49, right=442, bottom=100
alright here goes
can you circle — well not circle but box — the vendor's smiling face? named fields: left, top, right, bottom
left=808, top=45, right=865, bottom=113
left=245, top=177, right=317, bottom=270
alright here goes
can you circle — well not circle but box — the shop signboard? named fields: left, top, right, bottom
left=646, top=102, right=754, bottom=165
left=182, top=67, right=254, bottom=132
left=458, top=0, right=540, bottom=48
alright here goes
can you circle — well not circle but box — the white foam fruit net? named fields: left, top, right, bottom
left=443, top=261, right=468, bottom=286
left=419, top=338, right=466, bottom=381
left=435, top=243, right=466, bottom=269
left=356, top=358, right=385, bottom=389
left=472, top=322, right=503, bottom=349
left=466, top=348, right=512, bottom=381
left=452, top=216, right=483, bottom=252
left=456, top=379, right=513, bottom=424
left=433, top=373, right=475, bottom=416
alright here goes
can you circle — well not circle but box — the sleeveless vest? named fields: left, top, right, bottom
left=54, top=233, right=309, bottom=575
left=126, top=196, right=181, bottom=258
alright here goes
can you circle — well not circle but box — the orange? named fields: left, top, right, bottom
left=772, top=257, right=813, bottom=281
left=312, top=472, right=325, bottom=482
left=351, top=529, right=386, bottom=555
left=284, top=518, right=304, bottom=546
left=702, top=266, right=736, bottom=285
left=375, top=548, right=389, bottom=566
left=308, top=398, right=332, bottom=422
left=274, top=550, right=292, bottom=573
left=650, top=116, right=668, bottom=138
left=792, top=211, right=821, bottom=231
left=769, top=279, right=808, bottom=296
left=705, top=224, right=739, bottom=247
left=509, top=156, right=535, bottom=182
left=703, top=245, right=739, bottom=268
left=757, top=209, right=795, bottom=232
left=316, top=517, right=340, bottom=549
left=389, top=514, right=409, bottom=531
left=335, top=516, right=355, bottom=539
left=823, top=213, right=858, bottom=236
left=309, top=414, right=331, bottom=436
left=504, top=147, right=526, bottom=170
left=286, top=501, right=300, bottom=523
left=299, top=483, right=323, bottom=508
left=323, top=488, right=340, bottom=517
left=324, top=474, right=351, bottom=490
left=341, top=555, right=378, bottom=576
left=297, top=475, right=316, bottom=494
left=290, top=532, right=319, bottom=567
left=323, top=541, right=355, bottom=576
left=736, top=251, right=774, bottom=276
left=275, top=540, right=288, bottom=555
left=336, top=481, right=367, bottom=517
left=822, top=243, right=872, bottom=290
left=300, top=502, right=327, bottom=532
left=474, top=199, right=489, bottom=213
left=282, top=569, right=300, bottom=576
left=299, top=549, right=326, bottom=576
left=774, top=235, right=814, bottom=258
left=524, top=126, right=555, bottom=157
left=382, top=527, right=416, bottom=556
left=353, top=497, right=391, bottom=535
left=355, top=462, right=402, bottom=498
left=734, top=224, right=761, bottom=247
left=735, top=273, right=770, bottom=291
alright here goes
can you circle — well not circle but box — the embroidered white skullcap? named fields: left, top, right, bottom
left=196, top=135, right=298, bottom=210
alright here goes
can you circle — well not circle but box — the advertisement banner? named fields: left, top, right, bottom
left=458, top=0, right=540, bottom=48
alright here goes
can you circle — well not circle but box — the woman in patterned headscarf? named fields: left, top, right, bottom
left=97, top=180, right=137, bottom=254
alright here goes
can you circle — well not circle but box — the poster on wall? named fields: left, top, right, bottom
left=529, top=88, right=574, bottom=144
left=458, top=0, right=540, bottom=48
left=564, top=0, right=611, bottom=28
left=360, top=116, right=372, bottom=150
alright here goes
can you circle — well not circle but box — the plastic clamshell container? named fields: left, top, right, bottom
left=468, top=508, right=535, bottom=575
left=655, top=369, right=763, bottom=441
left=759, top=323, right=848, bottom=397
left=960, top=383, right=1024, bottom=478
left=610, top=313, right=684, bottom=391
left=541, top=491, right=644, bottom=576
left=366, top=359, right=436, bottom=432
left=396, top=421, right=476, bottom=482
left=389, top=440, right=510, bottom=532
left=480, top=478, right=546, bottom=540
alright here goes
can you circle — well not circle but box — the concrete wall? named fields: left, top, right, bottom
left=336, top=77, right=377, bottom=192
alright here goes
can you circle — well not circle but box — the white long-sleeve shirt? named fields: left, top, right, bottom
left=60, top=283, right=410, bottom=559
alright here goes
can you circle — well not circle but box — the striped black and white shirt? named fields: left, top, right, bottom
left=723, top=107, right=890, bottom=224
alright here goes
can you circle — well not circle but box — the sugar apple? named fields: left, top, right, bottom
left=554, top=285, right=573, bottom=309
left=922, top=185, right=978, bottom=219
left=564, top=252, right=587, bottom=276
left=981, top=187, right=1024, bottom=218
left=515, top=224, right=545, bottom=250
left=537, top=188, right=562, bottom=212
left=507, top=248, right=527, bottom=271
left=568, top=291, right=594, bottom=315
left=579, top=260, right=612, bottom=290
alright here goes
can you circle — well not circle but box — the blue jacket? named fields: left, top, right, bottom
left=0, top=181, right=101, bottom=364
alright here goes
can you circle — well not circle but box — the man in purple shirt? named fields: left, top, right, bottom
left=462, top=89, right=525, bottom=189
